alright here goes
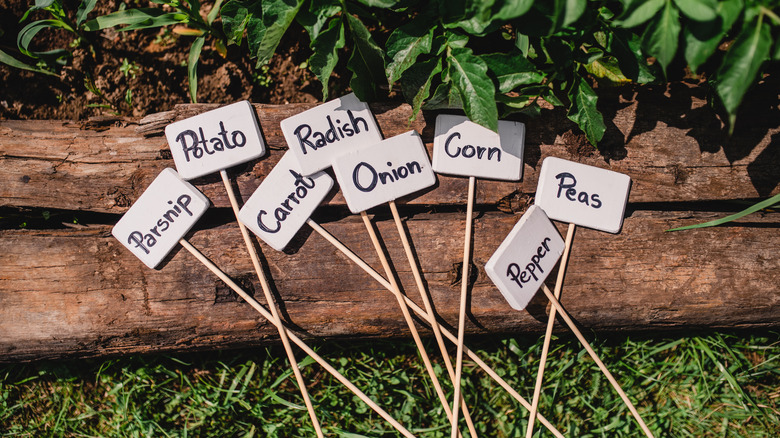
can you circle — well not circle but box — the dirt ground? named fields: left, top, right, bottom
left=0, top=0, right=351, bottom=120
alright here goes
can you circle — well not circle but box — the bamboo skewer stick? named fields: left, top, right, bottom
left=305, top=218, right=565, bottom=438
left=179, top=238, right=417, bottom=438
left=525, top=223, right=576, bottom=438
left=219, top=170, right=324, bottom=438
left=360, top=211, right=464, bottom=438
left=451, top=176, right=476, bottom=438
left=539, top=284, right=655, bottom=438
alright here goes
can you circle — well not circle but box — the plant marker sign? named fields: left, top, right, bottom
left=164, top=100, right=266, bottom=180
left=280, top=92, right=382, bottom=176
left=535, top=157, right=631, bottom=233
left=112, top=168, right=210, bottom=269
left=331, top=131, right=436, bottom=214
left=485, top=205, right=565, bottom=311
left=238, top=151, right=334, bottom=251
left=432, top=114, right=525, bottom=180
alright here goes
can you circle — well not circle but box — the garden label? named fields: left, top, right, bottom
left=280, top=93, right=382, bottom=175
left=432, top=114, right=525, bottom=181
left=164, top=100, right=266, bottom=180
left=535, top=157, right=631, bottom=233
left=112, top=168, right=210, bottom=269
left=485, top=205, right=565, bottom=311
left=331, top=131, right=436, bottom=214
left=238, top=152, right=334, bottom=251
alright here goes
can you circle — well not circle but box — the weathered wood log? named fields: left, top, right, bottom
left=2, top=89, right=778, bottom=215
left=1, top=210, right=777, bottom=362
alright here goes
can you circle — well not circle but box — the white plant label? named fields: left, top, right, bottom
left=238, top=152, right=334, bottom=251
left=432, top=114, right=525, bottom=181
left=535, top=156, right=631, bottom=233
left=485, top=205, right=565, bottom=311
left=164, top=100, right=266, bottom=180
left=112, top=168, right=210, bottom=268
left=332, top=131, right=436, bottom=214
left=280, top=92, right=382, bottom=175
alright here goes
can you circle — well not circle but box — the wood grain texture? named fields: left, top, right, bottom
left=2, top=84, right=778, bottom=214
left=1, top=210, right=777, bottom=362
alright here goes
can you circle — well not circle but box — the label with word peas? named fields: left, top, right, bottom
left=535, top=157, right=631, bottom=233
left=164, top=100, right=266, bottom=180
left=238, top=151, right=334, bottom=251
left=432, top=114, right=525, bottom=181
left=280, top=93, right=382, bottom=176
left=331, top=131, right=436, bottom=214
left=485, top=205, right=565, bottom=311
left=112, top=168, right=210, bottom=269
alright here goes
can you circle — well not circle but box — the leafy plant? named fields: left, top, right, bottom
left=84, top=0, right=228, bottom=103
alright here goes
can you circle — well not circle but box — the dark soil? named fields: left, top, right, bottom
left=0, top=0, right=347, bottom=120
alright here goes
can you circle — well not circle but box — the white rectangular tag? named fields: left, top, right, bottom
left=432, top=114, right=525, bottom=181
left=164, top=100, right=266, bottom=180
left=280, top=93, right=383, bottom=175
left=485, top=205, right=565, bottom=311
left=112, top=168, right=210, bottom=268
left=535, top=157, right=631, bottom=233
left=238, top=152, right=334, bottom=251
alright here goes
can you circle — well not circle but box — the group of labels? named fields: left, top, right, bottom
left=112, top=94, right=632, bottom=312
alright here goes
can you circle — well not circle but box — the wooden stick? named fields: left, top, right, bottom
left=178, top=238, right=417, bottom=438
left=388, top=201, right=479, bottom=438
left=539, top=284, right=655, bottom=438
left=220, top=170, right=324, bottom=438
left=451, top=176, right=475, bottom=438
left=305, top=218, right=564, bottom=438
left=526, top=223, right=576, bottom=438
left=360, top=212, right=464, bottom=438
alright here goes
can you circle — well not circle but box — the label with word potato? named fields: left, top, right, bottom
left=535, top=156, right=631, bottom=233
left=485, top=205, right=565, bottom=311
left=164, top=100, right=266, bottom=180
left=238, top=152, right=334, bottom=251
left=112, top=168, right=210, bottom=269
left=332, top=131, right=436, bottom=214
left=280, top=92, right=382, bottom=175
left=432, top=114, right=525, bottom=181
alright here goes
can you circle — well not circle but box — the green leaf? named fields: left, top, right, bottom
left=616, top=0, right=664, bottom=28
left=567, top=76, right=605, bottom=146
left=207, top=0, right=224, bottom=25
left=672, top=0, right=717, bottom=22
left=563, top=0, right=587, bottom=27
left=481, top=52, right=544, bottom=93
left=76, top=0, right=98, bottom=25
left=253, top=0, right=304, bottom=65
left=18, top=20, right=63, bottom=56
left=188, top=36, right=206, bottom=103
left=641, top=0, right=680, bottom=75
left=221, top=0, right=253, bottom=44
left=447, top=47, right=498, bottom=132
left=0, top=48, right=58, bottom=76
left=667, top=193, right=780, bottom=231
left=714, top=15, right=772, bottom=129
left=354, top=0, right=400, bottom=8
left=385, top=20, right=434, bottom=88
left=307, top=17, right=345, bottom=101
left=424, top=81, right=463, bottom=110
left=345, top=14, right=386, bottom=101
left=296, top=0, right=340, bottom=41
left=683, top=0, right=742, bottom=72
left=84, top=9, right=182, bottom=31
left=585, top=55, right=631, bottom=84
left=400, top=56, right=442, bottom=122
left=608, top=28, right=656, bottom=83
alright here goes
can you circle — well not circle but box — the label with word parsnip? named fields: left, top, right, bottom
left=164, top=100, right=266, bottom=180
left=485, top=205, right=565, bottom=310
left=331, top=131, right=436, bottom=214
left=432, top=114, right=525, bottom=180
left=112, top=168, right=210, bottom=268
left=238, top=152, right=334, bottom=251
left=535, top=157, right=631, bottom=233
left=280, top=93, right=382, bottom=175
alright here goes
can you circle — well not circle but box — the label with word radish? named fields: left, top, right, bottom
left=238, top=152, right=334, bottom=251
left=432, top=114, right=525, bottom=181
left=485, top=205, right=565, bottom=311
left=535, top=156, right=631, bottom=233
left=280, top=92, right=382, bottom=175
left=112, top=168, right=210, bottom=269
left=332, top=131, right=436, bottom=214
left=164, top=100, right=266, bottom=180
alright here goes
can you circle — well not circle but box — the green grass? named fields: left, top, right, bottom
left=1, top=331, right=778, bottom=437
